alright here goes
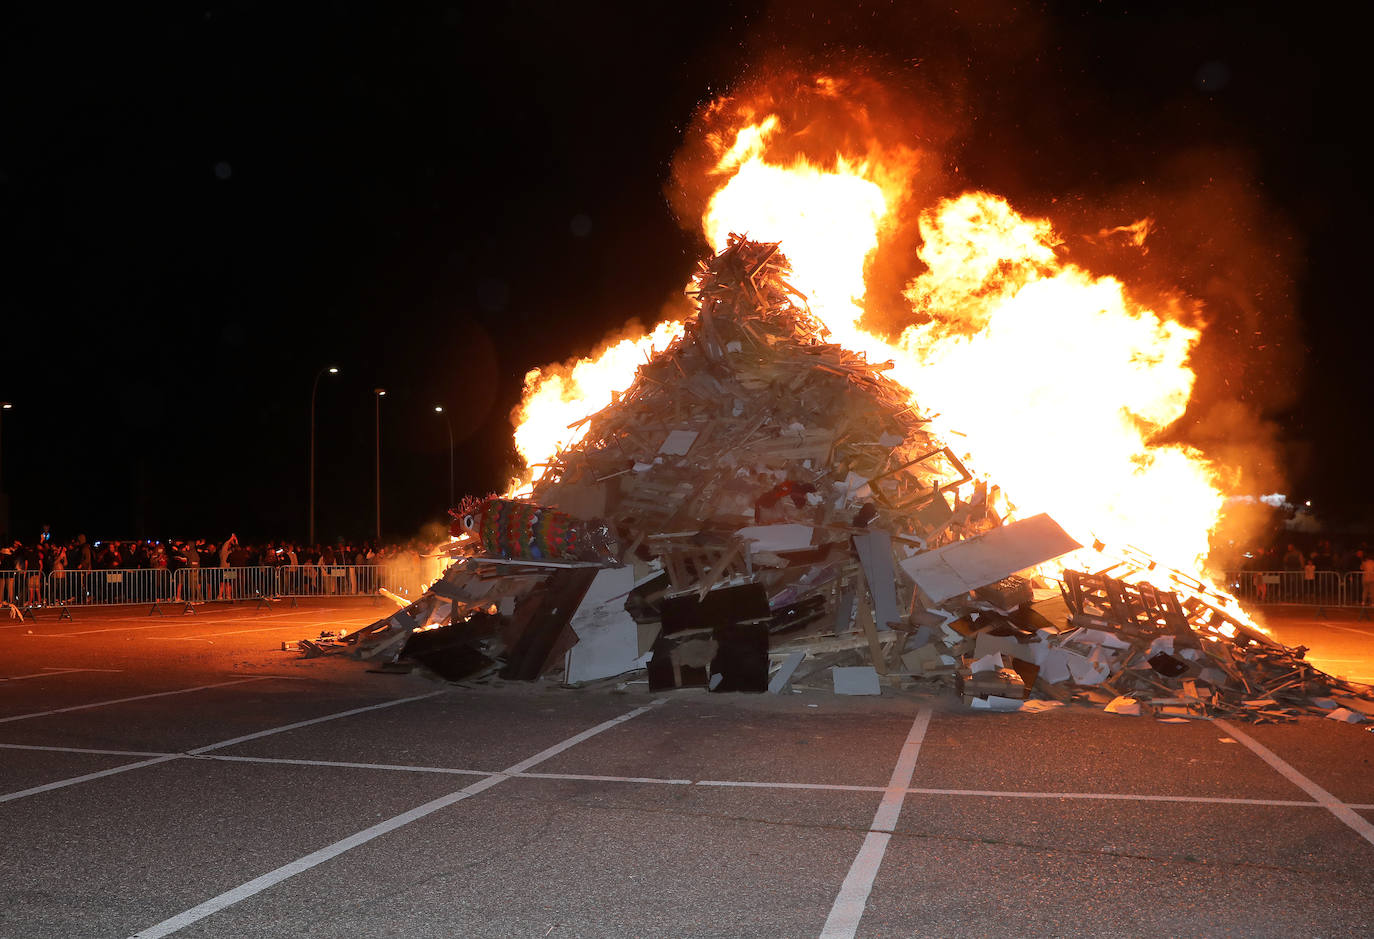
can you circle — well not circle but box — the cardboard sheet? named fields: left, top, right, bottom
left=898, top=513, right=1080, bottom=604
left=768, top=651, right=805, bottom=694
left=970, top=695, right=1025, bottom=711
left=659, top=429, right=700, bottom=456
left=736, top=524, right=815, bottom=553
left=565, top=568, right=650, bottom=683
left=832, top=666, right=881, bottom=695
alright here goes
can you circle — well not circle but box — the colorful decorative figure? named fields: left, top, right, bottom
left=451, top=496, right=619, bottom=563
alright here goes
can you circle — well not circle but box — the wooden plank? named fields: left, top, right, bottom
left=854, top=593, right=888, bottom=675
left=499, top=568, right=599, bottom=680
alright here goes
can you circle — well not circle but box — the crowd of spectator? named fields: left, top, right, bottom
left=1232, top=538, right=1374, bottom=605
left=0, top=529, right=435, bottom=607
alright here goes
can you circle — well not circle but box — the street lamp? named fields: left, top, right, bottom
left=434, top=406, right=454, bottom=508
left=0, top=402, right=11, bottom=538
left=309, top=367, right=340, bottom=545
left=374, top=388, right=387, bottom=542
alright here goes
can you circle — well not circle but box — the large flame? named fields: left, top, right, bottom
left=507, top=91, right=1233, bottom=592
left=898, top=194, right=1221, bottom=570
left=700, top=116, right=1222, bottom=573
left=510, top=320, right=684, bottom=489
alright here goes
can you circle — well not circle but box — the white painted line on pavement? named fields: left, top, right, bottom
left=0, top=691, right=449, bottom=803
left=821, top=708, right=930, bottom=939
left=520, top=770, right=695, bottom=785
left=101, top=751, right=1327, bottom=811
left=905, top=787, right=1319, bottom=808
left=0, top=677, right=276, bottom=723
left=0, top=755, right=184, bottom=803
left=129, top=699, right=667, bottom=939
left=171, top=611, right=365, bottom=627
left=33, top=623, right=212, bottom=637
left=155, top=622, right=365, bottom=640
left=0, top=666, right=125, bottom=680
left=1214, top=717, right=1374, bottom=848
left=186, top=690, right=447, bottom=754
left=35, top=608, right=343, bottom=637
left=195, top=754, right=491, bottom=777
left=1, top=668, right=86, bottom=681
left=5, top=738, right=1359, bottom=809
left=1307, top=622, right=1374, bottom=637
left=0, top=742, right=174, bottom=757
left=701, top=779, right=885, bottom=793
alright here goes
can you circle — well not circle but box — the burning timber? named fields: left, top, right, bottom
left=316, top=236, right=1373, bottom=723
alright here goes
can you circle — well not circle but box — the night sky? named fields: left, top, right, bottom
left=2, top=2, right=1367, bottom=545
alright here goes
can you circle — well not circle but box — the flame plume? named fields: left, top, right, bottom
left=508, top=77, right=1238, bottom=603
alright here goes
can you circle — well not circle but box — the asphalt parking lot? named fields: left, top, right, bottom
left=2, top=598, right=1373, bottom=938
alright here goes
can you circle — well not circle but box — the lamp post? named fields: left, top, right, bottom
left=434, top=406, right=454, bottom=509
left=0, top=402, right=11, bottom=538
left=308, top=366, right=340, bottom=545
left=374, top=388, right=387, bottom=542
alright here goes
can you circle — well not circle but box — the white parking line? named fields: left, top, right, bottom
left=0, top=739, right=1345, bottom=809
left=0, top=690, right=448, bottom=803
left=128, top=699, right=666, bottom=939
left=36, top=747, right=1327, bottom=811
left=821, top=708, right=931, bottom=939
left=521, top=770, right=695, bottom=785
left=701, top=779, right=885, bottom=793
left=905, top=787, right=1319, bottom=808
left=33, top=623, right=211, bottom=637
left=0, top=742, right=174, bottom=757
left=155, top=623, right=362, bottom=640
left=1213, top=717, right=1374, bottom=847
left=35, top=609, right=345, bottom=638
left=0, top=755, right=184, bottom=804
left=1309, top=621, right=1374, bottom=637
left=1, top=668, right=88, bottom=681
left=185, top=692, right=447, bottom=755
left=0, top=677, right=276, bottom=723
left=172, top=610, right=366, bottom=627
left=194, top=754, right=492, bottom=777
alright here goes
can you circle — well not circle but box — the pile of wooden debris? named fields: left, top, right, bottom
left=309, top=236, right=1372, bottom=723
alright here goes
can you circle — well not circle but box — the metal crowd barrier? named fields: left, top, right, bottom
left=41, top=567, right=179, bottom=607
left=278, top=564, right=384, bottom=598
left=17, top=563, right=432, bottom=611
left=1221, top=569, right=1370, bottom=608
left=176, top=565, right=292, bottom=603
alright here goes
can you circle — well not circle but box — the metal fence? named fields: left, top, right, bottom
left=12, top=563, right=1367, bottom=613
left=4, top=563, right=431, bottom=611
left=1221, top=569, right=1372, bottom=608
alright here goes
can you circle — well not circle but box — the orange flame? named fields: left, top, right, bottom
left=699, top=115, right=1222, bottom=573
left=898, top=193, right=1220, bottom=571
left=506, top=86, right=1244, bottom=620
left=509, top=320, right=683, bottom=492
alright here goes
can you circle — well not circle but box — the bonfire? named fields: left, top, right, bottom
left=310, top=77, right=1373, bottom=723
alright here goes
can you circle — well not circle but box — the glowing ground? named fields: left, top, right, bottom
left=2, top=599, right=1372, bottom=937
